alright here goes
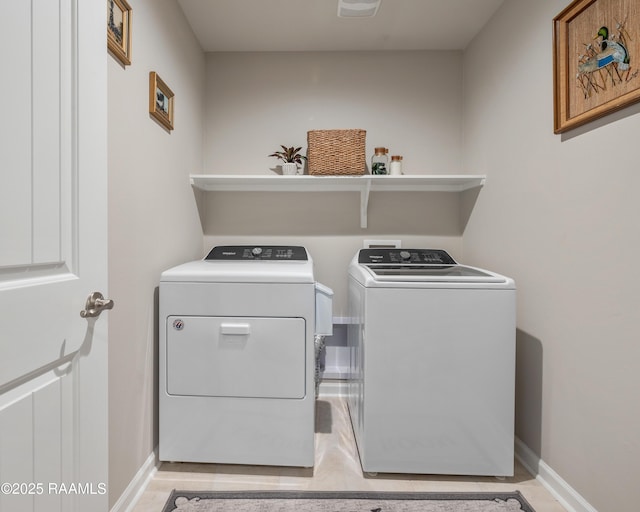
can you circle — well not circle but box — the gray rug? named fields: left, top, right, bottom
left=161, top=491, right=536, bottom=512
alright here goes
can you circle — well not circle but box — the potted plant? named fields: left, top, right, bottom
left=269, top=145, right=307, bottom=175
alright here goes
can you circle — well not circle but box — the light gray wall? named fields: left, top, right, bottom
left=462, top=1, right=640, bottom=511
left=107, top=0, right=205, bottom=506
left=202, top=51, right=468, bottom=314
left=204, top=51, right=463, bottom=175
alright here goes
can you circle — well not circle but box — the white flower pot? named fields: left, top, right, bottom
left=281, top=162, right=298, bottom=175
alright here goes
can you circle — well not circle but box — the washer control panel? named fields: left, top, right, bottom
left=358, top=248, right=456, bottom=265
left=206, top=245, right=308, bottom=261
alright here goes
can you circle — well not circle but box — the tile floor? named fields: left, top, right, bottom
left=132, top=396, right=567, bottom=512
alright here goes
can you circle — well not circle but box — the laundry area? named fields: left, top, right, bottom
left=106, top=1, right=640, bottom=512
left=150, top=20, right=518, bottom=481
left=157, top=243, right=514, bottom=475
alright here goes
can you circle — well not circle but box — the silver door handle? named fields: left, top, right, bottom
left=80, top=292, right=114, bottom=318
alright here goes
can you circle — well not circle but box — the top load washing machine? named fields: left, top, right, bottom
left=159, top=245, right=332, bottom=468
left=347, top=248, right=516, bottom=476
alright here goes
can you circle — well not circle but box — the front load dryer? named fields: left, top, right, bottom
left=159, top=245, right=331, bottom=467
left=347, top=248, right=516, bottom=476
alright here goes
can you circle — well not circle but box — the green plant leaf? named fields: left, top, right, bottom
left=268, top=144, right=306, bottom=163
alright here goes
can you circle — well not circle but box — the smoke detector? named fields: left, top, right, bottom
left=337, top=0, right=382, bottom=18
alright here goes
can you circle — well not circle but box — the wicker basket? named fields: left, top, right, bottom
left=307, top=129, right=366, bottom=175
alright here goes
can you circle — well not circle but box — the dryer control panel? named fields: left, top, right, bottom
left=358, top=248, right=456, bottom=265
left=206, top=245, right=308, bottom=261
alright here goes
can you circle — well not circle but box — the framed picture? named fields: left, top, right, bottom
left=107, top=0, right=132, bottom=66
left=149, top=72, right=174, bottom=131
left=553, top=0, right=640, bottom=133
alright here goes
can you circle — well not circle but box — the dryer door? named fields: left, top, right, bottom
left=166, top=316, right=306, bottom=399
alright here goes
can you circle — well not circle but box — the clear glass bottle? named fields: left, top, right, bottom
left=371, top=147, right=388, bottom=175
left=389, top=155, right=403, bottom=175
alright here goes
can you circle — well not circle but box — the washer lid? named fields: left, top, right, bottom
left=363, top=264, right=506, bottom=283
left=351, top=249, right=514, bottom=287
left=161, top=246, right=314, bottom=284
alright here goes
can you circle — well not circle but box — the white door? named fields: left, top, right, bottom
left=0, top=1, right=108, bottom=511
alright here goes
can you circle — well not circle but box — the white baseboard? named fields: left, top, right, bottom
left=515, top=437, right=597, bottom=512
left=110, top=449, right=159, bottom=512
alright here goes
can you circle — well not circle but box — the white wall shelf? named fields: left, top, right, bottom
left=190, top=174, right=486, bottom=228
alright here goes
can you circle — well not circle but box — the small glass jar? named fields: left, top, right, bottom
left=371, top=147, right=388, bottom=175
left=389, top=155, right=403, bottom=175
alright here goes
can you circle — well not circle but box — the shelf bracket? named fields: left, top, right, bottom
left=360, top=179, right=371, bottom=229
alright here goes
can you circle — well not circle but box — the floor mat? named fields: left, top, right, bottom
left=161, top=490, right=536, bottom=512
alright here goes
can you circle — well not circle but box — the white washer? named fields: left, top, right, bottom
left=159, top=245, right=331, bottom=467
left=347, top=248, right=516, bottom=476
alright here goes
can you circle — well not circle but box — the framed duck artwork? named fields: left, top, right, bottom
left=553, top=0, right=640, bottom=133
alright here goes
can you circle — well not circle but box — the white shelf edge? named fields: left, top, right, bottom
left=190, top=174, right=486, bottom=227
left=190, top=174, right=485, bottom=191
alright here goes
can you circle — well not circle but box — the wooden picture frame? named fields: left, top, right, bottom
left=107, top=0, right=132, bottom=66
left=149, top=72, right=174, bottom=131
left=553, top=0, right=640, bottom=133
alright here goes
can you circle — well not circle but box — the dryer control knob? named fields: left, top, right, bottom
left=400, top=251, right=411, bottom=261
left=251, top=247, right=263, bottom=257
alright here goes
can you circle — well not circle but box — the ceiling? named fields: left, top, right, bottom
left=177, top=0, right=505, bottom=52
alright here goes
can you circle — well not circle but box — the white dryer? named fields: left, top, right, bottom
left=159, top=245, right=332, bottom=467
left=347, top=248, right=516, bottom=476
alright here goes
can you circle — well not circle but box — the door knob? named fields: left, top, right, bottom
left=80, top=292, right=114, bottom=318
